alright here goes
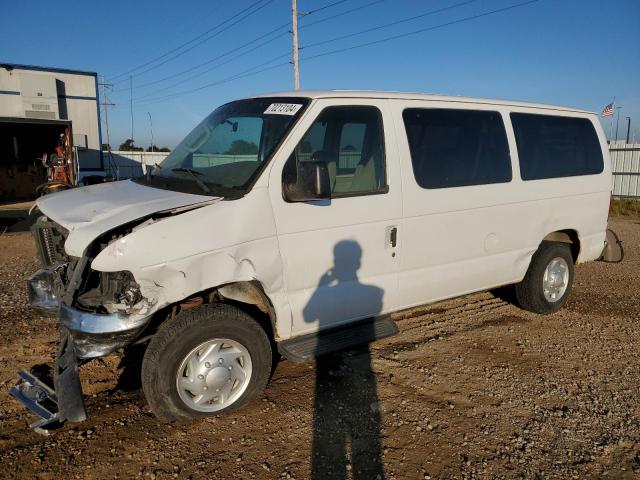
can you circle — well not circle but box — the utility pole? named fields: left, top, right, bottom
left=98, top=77, right=115, bottom=151
left=147, top=112, right=154, bottom=152
left=625, top=117, right=631, bottom=144
left=129, top=76, right=135, bottom=143
left=614, top=106, right=622, bottom=142
left=99, top=76, right=118, bottom=178
left=291, top=0, right=300, bottom=90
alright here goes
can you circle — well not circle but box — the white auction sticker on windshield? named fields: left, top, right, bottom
left=264, top=103, right=303, bottom=115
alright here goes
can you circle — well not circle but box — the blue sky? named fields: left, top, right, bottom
left=2, top=0, right=639, bottom=148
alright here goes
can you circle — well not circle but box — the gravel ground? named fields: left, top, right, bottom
left=0, top=217, right=639, bottom=479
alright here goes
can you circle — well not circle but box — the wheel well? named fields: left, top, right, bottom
left=156, top=281, right=278, bottom=345
left=542, top=230, right=580, bottom=262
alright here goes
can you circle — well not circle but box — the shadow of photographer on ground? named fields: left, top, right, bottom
left=302, top=240, right=385, bottom=480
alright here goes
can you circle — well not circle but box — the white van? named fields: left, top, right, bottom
left=12, top=91, right=616, bottom=428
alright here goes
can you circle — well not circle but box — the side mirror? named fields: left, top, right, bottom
left=283, top=157, right=331, bottom=202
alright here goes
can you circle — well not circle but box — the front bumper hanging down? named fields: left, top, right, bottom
left=11, top=265, right=153, bottom=432
left=10, top=333, right=86, bottom=434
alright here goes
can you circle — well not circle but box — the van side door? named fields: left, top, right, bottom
left=268, top=98, right=402, bottom=337
left=392, top=102, right=521, bottom=307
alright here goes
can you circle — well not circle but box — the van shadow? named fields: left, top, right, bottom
left=302, top=240, right=385, bottom=480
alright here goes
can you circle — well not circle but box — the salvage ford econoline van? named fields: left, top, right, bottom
left=11, top=91, right=618, bottom=428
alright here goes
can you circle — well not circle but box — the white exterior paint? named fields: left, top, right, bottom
left=34, top=91, right=611, bottom=342
left=267, top=97, right=403, bottom=336
left=387, top=99, right=610, bottom=312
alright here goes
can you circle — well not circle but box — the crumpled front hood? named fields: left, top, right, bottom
left=36, top=180, right=219, bottom=257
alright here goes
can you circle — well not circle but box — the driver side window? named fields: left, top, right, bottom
left=285, top=106, right=387, bottom=196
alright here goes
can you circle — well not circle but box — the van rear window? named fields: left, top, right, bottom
left=510, top=113, right=604, bottom=180
left=403, top=109, right=511, bottom=189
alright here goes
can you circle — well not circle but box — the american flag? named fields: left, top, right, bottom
left=602, top=102, right=614, bottom=117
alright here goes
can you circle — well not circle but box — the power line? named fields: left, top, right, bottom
left=292, top=0, right=348, bottom=90
left=302, top=0, right=350, bottom=15
left=132, top=33, right=289, bottom=101
left=114, top=26, right=289, bottom=94
left=110, top=0, right=270, bottom=82
left=114, top=0, right=367, bottom=95
left=109, top=0, right=273, bottom=82
left=118, top=0, right=277, bottom=83
left=301, top=0, right=541, bottom=62
left=300, top=0, right=387, bottom=29
left=135, top=0, right=541, bottom=107
left=302, top=0, right=482, bottom=50
left=135, top=53, right=292, bottom=106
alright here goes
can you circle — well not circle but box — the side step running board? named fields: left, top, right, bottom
left=278, top=315, right=399, bottom=363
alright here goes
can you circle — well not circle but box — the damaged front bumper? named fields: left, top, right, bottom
left=11, top=269, right=153, bottom=431
left=10, top=333, right=86, bottom=433
left=59, top=303, right=151, bottom=359
left=28, top=265, right=153, bottom=359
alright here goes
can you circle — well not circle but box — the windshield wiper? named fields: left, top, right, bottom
left=171, top=168, right=211, bottom=194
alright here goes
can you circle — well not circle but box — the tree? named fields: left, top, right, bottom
left=225, top=139, right=258, bottom=155
left=146, top=145, right=171, bottom=152
left=118, top=139, right=144, bottom=152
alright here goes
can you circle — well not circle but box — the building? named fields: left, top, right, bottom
left=0, top=63, right=103, bottom=201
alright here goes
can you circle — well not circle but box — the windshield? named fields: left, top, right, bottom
left=136, top=97, right=309, bottom=197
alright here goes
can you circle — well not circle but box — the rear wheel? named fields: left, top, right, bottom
left=141, top=303, right=272, bottom=421
left=515, top=241, right=574, bottom=314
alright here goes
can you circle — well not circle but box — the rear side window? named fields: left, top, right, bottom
left=403, top=109, right=511, bottom=189
left=510, top=113, right=603, bottom=180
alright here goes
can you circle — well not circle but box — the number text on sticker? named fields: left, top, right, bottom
left=264, top=103, right=303, bottom=115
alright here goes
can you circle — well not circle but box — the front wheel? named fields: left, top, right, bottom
left=141, top=303, right=272, bottom=421
left=515, top=241, right=574, bottom=314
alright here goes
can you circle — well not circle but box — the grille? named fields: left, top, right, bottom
left=32, top=219, right=68, bottom=267
left=39, top=227, right=56, bottom=266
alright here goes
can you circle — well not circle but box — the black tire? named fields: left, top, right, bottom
left=515, top=241, right=574, bottom=315
left=141, top=303, right=272, bottom=422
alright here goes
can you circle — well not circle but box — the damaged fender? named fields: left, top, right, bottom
left=91, top=187, right=291, bottom=339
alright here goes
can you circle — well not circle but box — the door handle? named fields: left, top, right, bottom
left=388, top=226, right=397, bottom=248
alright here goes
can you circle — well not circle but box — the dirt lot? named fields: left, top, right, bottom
left=0, top=217, right=639, bottom=479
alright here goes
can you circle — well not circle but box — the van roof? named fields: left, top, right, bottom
left=250, top=90, right=594, bottom=115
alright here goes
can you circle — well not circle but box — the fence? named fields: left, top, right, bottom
left=103, top=150, right=170, bottom=179
left=610, top=141, right=640, bottom=198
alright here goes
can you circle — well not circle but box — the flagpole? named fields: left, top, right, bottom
left=609, top=97, right=616, bottom=142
